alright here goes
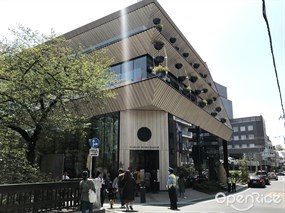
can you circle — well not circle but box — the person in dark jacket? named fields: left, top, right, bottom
left=122, top=170, right=136, bottom=211
left=117, top=168, right=125, bottom=208
left=106, top=181, right=116, bottom=209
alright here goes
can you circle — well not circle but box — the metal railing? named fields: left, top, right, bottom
left=0, top=180, right=80, bottom=213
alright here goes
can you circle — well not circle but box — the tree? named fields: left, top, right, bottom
left=0, top=26, right=116, bottom=165
left=239, top=155, right=249, bottom=183
left=0, top=129, right=54, bottom=184
left=275, top=144, right=284, bottom=151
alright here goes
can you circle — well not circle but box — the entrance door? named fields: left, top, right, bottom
left=130, top=150, right=160, bottom=191
left=130, top=150, right=159, bottom=171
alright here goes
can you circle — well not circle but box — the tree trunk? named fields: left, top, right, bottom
left=27, top=141, right=36, bottom=165
left=7, top=124, right=42, bottom=165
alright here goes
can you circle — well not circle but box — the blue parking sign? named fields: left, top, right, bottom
left=89, top=137, right=100, bottom=148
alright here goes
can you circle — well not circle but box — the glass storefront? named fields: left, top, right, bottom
left=90, top=112, right=119, bottom=178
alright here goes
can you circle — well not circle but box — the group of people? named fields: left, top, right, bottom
left=79, top=167, right=182, bottom=212
left=79, top=168, right=137, bottom=212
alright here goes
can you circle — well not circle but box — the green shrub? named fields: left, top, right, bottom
left=193, top=181, right=224, bottom=194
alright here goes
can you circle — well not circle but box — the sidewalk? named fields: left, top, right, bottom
left=65, top=184, right=247, bottom=212
left=102, top=183, right=247, bottom=212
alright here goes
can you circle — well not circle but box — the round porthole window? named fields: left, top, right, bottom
left=137, top=127, right=152, bottom=142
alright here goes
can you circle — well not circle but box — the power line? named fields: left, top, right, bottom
left=262, top=0, right=285, bottom=127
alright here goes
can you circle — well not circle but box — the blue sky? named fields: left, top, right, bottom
left=1, top=0, right=284, bottom=146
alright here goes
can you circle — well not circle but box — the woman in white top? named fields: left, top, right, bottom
left=93, top=171, right=103, bottom=209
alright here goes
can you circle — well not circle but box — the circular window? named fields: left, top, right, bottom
left=137, top=127, right=152, bottom=142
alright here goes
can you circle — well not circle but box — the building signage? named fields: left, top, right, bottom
left=89, top=148, right=99, bottom=157
left=129, top=145, right=159, bottom=150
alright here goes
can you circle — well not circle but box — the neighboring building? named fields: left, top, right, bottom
left=228, top=116, right=277, bottom=171
left=62, top=0, right=232, bottom=188
left=215, top=82, right=233, bottom=119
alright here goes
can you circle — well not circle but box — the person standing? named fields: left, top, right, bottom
left=177, top=174, right=186, bottom=198
left=133, top=168, right=141, bottom=196
left=122, top=170, right=136, bottom=211
left=93, top=171, right=103, bottom=209
left=167, top=167, right=178, bottom=210
left=231, top=175, right=237, bottom=192
left=106, top=181, right=116, bottom=209
left=144, top=170, right=151, bottom=192
left=100, top=173, right=108, bottom=207
left=117, top=168, right=125, bottom=208
left=227, top=175, right=232, bottom=193
left=62, top=170, right=70, bottom=180
left=79, top=171, right=95, bottom=213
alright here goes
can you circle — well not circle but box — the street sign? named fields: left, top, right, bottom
left=89, top=148, right=99, bottom=157
left=89, top=137, right=100, bottom=148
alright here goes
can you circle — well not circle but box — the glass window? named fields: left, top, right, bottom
left=249, top=144, right=255, bottom=148
left=109, top=56, right=150, bottom=86
left=227, top=145, right=232, bottom=149
left=241, top=135, right=247, bottom=140
left=233, top=135, right=239, bottom=141
left=234, top=144, right=240, bottom=148
left=240, top=126, right=246, bottom=131
left=134, top=56, right=147, bottom=81
left=121, top=61, right=134, bottom=82
left=248, top=134, right=254, bottom=140
left=111, top=64, right=121, bottom=82
left=233, top=127, right=238, bottom=132
left=242, top=144, right=247, bottom=148
left=248, top=125, right=253, bottom=131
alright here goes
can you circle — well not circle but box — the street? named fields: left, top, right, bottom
left=106, top=177, right=285, bottom=213
left=195, top=178, right=285, bottom=213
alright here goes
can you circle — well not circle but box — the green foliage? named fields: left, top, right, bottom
left=229, top=170, right=242, bottom=178
left=193, top=181, right=224, bottom=195
left=0, top=25, right=116, bottom=164
left=275, top=144, right=284, bottom=151
left=239, top=156, right=249, bottom=183
left=176, top=164, right=196, bottom=178
left=0, top=130, right=54, bottom=184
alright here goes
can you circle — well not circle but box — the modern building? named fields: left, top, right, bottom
left=215, top=82, right=233, bottom=119
left=63, top=0, right=232, bottom=188
left=228, top=116, right=277, bottom=171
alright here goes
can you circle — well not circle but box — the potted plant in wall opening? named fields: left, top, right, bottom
left=206, top=98, right=213, bottom=105
left=198, top=99, right=207, bottom=108
left=189, top=75, right=198, bottom=83
left=182, top=86, right=191, bottom=96
left=153, top=40, right=164, bottom=50
left=153, top=64, right=169, bottom=78
left=215, top=106, right=222, bottom=112
left=154, top=23, right=163, bottom=32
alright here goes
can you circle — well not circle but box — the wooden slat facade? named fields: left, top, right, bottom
left=70, top=77, right=232, bottom=140
left=62, top=0, right=233, bottom=189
